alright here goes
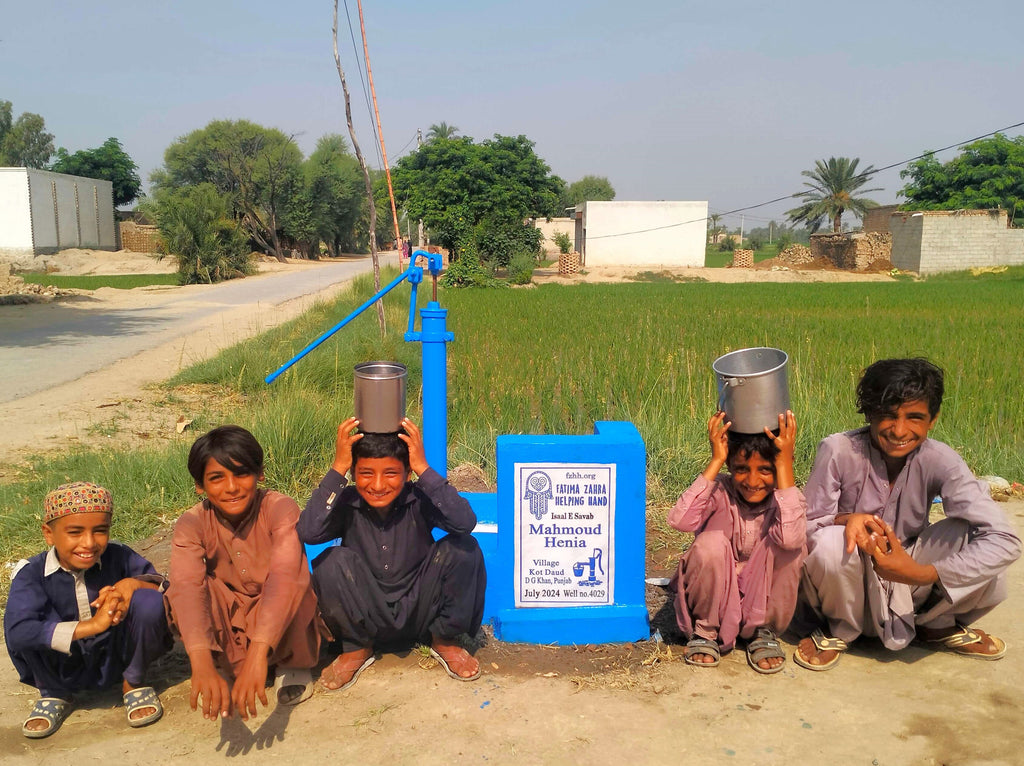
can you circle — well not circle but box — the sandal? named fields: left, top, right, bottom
left=22, top=697, right=72, bottom=739
left=793, top=628, right=847, bottom=671
left=746, top=626, right=786, bottom=674
left=921, top=624, right=1007, bottom=660
left=275, top=667, right=314, bottom=705
left=429, top=640, right=481, bottom=681
left=123, top=686, right=163, bottom=728
left=319, top=648, right=376, bottom=692
left=683, top=636, right=721, bottom=667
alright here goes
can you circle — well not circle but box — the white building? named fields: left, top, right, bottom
left=573, top=200, right=708, bottom=267
left=0, top=167, right=117, bottom=263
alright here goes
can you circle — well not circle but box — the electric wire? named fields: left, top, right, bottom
left=342, top=0, right=385, bottom=171
left=588, top=120, right=1024, bottom=240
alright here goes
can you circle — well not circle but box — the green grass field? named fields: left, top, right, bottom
left=19, top=273, right=179, bottom=290
left=2, top=267, right=1022, bottom=565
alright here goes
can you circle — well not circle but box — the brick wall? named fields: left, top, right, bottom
left=810, top=232, right=891, bottom=270
left=862, top=204, right=900, bottom=233
left=890, top=209, right=1024, bottom=275
left=119, top=222, right=163, bottom=253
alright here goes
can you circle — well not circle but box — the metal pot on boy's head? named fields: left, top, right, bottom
left=354, top=361, right=407, bottom=434
left=712, top=347, right=790, bottom=435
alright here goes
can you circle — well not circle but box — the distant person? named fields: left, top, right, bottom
left=795, top=358, right=1022, bottom=670
left=669, top=410, right=807, bottom=673
left=165, top=426, right=320, bottom=721
left=299, top=417, right=486, bottom=690
left=4, top=482, right=171, bottom=738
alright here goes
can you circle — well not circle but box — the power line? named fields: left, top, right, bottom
left=588, top=120, right=1024, bottom=241
left=341, top=0, right=385, bottom=171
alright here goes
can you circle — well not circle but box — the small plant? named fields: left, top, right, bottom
left=507, top=251, right=536, bottom=285
left=553, top=231, right=573, bottom=255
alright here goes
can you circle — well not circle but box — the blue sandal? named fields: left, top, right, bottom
left=22, top=697, right=72, bottom=739
left=123, top=686, right=163, bottom=728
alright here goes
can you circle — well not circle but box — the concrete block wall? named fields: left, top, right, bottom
left=891, top=209, right=1024, bottom=275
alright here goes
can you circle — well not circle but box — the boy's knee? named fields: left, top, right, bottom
left=128, top=588, right=167, bottom=626
left=686, top=531, right=731, bottom=566
left=806, top=527, right=860, bottom=579
left=433, top=534, right=483, bottom=568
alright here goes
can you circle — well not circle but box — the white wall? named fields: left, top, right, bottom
left=0, top=168, right=34, bottom=255
left=534, top=217, right=576, bottom=254
left=27, top=169, right=116, bottom=253
left=581, top=201, right=708, bottom=267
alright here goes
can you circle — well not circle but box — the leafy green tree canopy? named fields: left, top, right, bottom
left=153, top=119, right=303, bottom=260
left=393, top=133, right=563, bottom=253
left=51, top=137, right=142, bottom=207
left=561, top=175, right=615, bottom=208
left=0, top=100, right=55, bottom=168
left=899, top=134, right=1024, bottom=226
left=787, top=156, right=881, bottom=233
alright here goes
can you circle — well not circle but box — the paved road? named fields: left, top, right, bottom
left=0, top=256, right=395, bottom=404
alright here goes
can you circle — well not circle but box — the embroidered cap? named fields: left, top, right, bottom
left=43, top=482, right=113, bottom=524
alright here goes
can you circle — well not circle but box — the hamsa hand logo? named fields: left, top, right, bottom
left=524, top=471, right=553, bottom=520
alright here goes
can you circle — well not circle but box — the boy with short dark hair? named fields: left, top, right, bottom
left=796, top=358, right=1022, bottom=670
left=165, top=425, right=320, bottom=721
left=4, top=482, right=171, bottom=738
left=298, top=417, right=486, bottom=690
left=669, top=410, right=807, bottom=673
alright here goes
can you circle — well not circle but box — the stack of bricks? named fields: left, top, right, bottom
left=730, top=249, right=753, bottom=268
left=810, top=232, right=892, bottom=270
left=559, top=251, right=581, bottom=275
left=119, top=222, right=164, bottom=253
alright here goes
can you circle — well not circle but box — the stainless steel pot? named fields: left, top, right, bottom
left=353, top=361, right=407, bottom=433
left=712, top=347, right=790, bottom=434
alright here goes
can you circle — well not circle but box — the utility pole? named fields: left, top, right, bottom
left=416, top=128, right=424, bottom=247
left=739, top=214, right=744, bottom=245
left=769, top=220, right=773, bottom=245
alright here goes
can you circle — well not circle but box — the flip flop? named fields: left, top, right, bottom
left=922, top=624, right=1007, bottom=660
left=683, top=636, right=721, bottom=667
left=123, top=686, right=163, bottom=728
left=319, top=649, right=376, bottom=692
left=746, top=626, right=786, bottom=674
left=793, top=628, right=848, bottom=671
left=429, top=645, right=481, bottom=681
left=275, top=667, right=314, bottom=705
left=23, top=697, right=72, bottom=739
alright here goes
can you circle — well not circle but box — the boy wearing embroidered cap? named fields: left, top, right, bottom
left=4, top=482, right=172, bottom=739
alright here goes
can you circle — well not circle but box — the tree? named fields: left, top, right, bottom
left=560, top=175, right=615, bottom=209
left=899, top=134, right=1024, bottom=226
left=153, top=119, right=303, bottom=261
left=707, top=213, right=723, bottom=244
left=0, top=100, right=54, bottom=168
left=426, top=122, right=459, bottom=142
left=787, top=157, right=881, bottom=233
left=393, top=133, right=563, bottom=259
left=51, top=137, right=142, bottom=207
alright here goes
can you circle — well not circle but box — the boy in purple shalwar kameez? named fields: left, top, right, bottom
left=795, top=358, right=1022, bottom=670
left=669, top=410, right=807, bottom=673
left=4, top=482, right=172, bottom=739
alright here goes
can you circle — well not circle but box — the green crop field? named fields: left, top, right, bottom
left=19, top=273, right=179, bottom=290
left=2, top=268, right=1022, bottom=566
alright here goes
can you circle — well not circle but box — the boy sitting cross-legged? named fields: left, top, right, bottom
left=165, top=425, right=320, bottom=721
left=298, top=417, right=486, bottom=690
left=4, top=482, right=172, bottom=739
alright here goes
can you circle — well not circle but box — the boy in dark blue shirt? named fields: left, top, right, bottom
left=4, top=482, right=172, bottom=738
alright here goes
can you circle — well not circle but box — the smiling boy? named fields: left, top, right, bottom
left=298, top=417, right=486, bottom=690
left=795, top=358, right=1022, bottom=670
left=165, top=425, right=320, bottom=721
left=4, top=482, right=171, bottom=738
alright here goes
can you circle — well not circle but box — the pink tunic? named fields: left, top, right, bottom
left=669, top=475, right=807, bottom=650
left=166, top=490, right=320, bottom=673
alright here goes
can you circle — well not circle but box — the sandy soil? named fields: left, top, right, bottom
left=531, top=262, right=898, bottom=285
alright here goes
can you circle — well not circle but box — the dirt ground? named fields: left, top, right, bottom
left=7, top=252, right=1024, bottom=765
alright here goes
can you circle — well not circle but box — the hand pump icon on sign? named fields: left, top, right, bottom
left=573, top=548, right=604, bottom=587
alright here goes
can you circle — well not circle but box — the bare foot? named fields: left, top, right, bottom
left=689, top=651, right=717, bottom=664
left=757, top=655, right=784, bottom=671
left=430, top=637, right=480, bottom=680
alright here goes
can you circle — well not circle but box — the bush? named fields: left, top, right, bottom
left=148, top=184, right=253, bottom=284
left=507, top=252, right=536, bottom=285
left=474, top=216, right=542, bottom=268
left=440, top=247, right=505, bottom=288
left=552, top=231, right=572, bottom=254
left=718, top=236, right=737, bottom=252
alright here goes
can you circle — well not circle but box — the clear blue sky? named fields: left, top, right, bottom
left=4, top=0, right=1023, bottom=228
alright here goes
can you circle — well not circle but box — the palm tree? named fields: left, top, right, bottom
left=426, top=122, right=459, bottom=142
left=707, top=212, right=722, bottom=243
left=786, top=157, right=882, bottom=233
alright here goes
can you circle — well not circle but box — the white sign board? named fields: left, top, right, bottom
left=513, top=463, right=615, bottom=607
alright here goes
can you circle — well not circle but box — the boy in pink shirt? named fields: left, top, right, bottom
left=669, top=410, right=806, bottom=673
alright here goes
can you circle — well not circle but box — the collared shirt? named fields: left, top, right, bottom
left=4, top=542, right=164, bottom=656
left=297, top=467, right=476, bottom=603
left=804, top=428, right=1022, bottom=589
